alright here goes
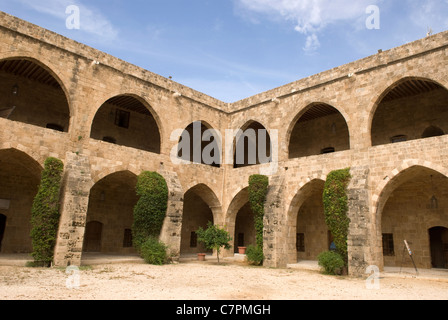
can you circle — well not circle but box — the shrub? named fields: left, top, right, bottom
left=323, top=168, right=351, bottom=263
left=248, top=175, right=269, bottom=249
left=318, top=251, right=346, bottom=275
left=196, top=222, right=232, bottom=264
left=132, top=171, right=168, bottom=250
left=140, top=237, right=169, bottom=265
left=246, top=245, right=264, bottom=266
left=30, top=157, right=64, bottom=267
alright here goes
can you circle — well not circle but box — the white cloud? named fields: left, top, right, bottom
left=16, top=0, right=118, bottom=41
left=235, top=0, right=380, bottom=51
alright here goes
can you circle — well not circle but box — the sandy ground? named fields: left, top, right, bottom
left=1, top=260, right=448, bottom=301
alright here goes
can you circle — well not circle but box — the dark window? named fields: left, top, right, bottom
left=123, top=229, right=133, bottom=248
left=296, top=233, right=305, bottom=252
left=115, top=109, right=130, bottom=128
left=321, top=147, right=335, bottom=154
left=382, top=233, right=395, bottom=256
left=390, top=135, right=407, bottom=143
left=237, top=233, right=245, bottom=248
left=46, top=123, right=64, bottom=132
left=422, top=126, right=444, bottom=139
left=190, top=232, right=198, bottom=248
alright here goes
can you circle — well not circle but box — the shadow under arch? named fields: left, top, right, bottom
left=233, top=120, right=272, bottom=169
left=90, top=94, right=162, bottom=154
left=287, top=102, right=350, bottom=159
left=177, top=120, right=222, bottom=168
left=82, top=170, right=138, bottom=255
left=0, top=57, right=71, bottom=132
left=285, top=178, right=327, bottom=264
left=0, top=148, right=43, bottom=254
left=180, top=183, right=222, bottom=255
left=370, top=77, right=448, bottom=147
left=374, top=164, right=448, bottom=269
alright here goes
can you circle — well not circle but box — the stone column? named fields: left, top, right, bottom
left=347, top=166, right=377, bottom=276
left=263, top=173, right=287, bottom=268
left=159, top=170, right=184, bottom=262
left=53, top=152, right=93, bottom=267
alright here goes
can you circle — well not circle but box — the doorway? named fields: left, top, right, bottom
left=0, top=214, right=6, bottom=252
left=429, top=227, right=448, bottom=269
left=83, top=221, right=103, bottom=252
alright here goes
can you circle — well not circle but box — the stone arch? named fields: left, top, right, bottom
left=287, top=102, right=351, bottom=159
left=90, top=94, right=162, bottom=154
left=285, top=178, right=328, bottom=264
left=0, top=57, right=71, bottom=132
left=180, top=183, right=222, bottom=255
left=176, top=121, right=222, bottom=167
left=83, top=170, right=138, bottom=256
left=0, top=148, right=43, bottom=254
left=370, top=77, right=448, bottom=147
left=373, top=162, right=448, bottom=269
left=233, top=120, right=272, bottom=168
left=225, top=187, right=250, bottom=256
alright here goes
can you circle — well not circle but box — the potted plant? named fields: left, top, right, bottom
left=238, top=247, right=247, bottom=254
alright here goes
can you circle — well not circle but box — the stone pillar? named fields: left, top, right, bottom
left=347, top=166, right=377, bottom=276
left=263, top=173, right=287, bottom=268
left=159, top=170, right=184, bottom=262
left=53, top=152, right=92, bottom=267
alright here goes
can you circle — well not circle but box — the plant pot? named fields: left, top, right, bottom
left=238, top=247, right=247, bottom=255
left=197, top=253, right=206, bottom=261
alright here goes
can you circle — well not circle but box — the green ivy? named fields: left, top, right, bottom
left=132, top=171, right=168, bottom=250
left=248, top=175, right=269, bottom=250
left=30, top=157, right=64, bottom=267
left=322, top=168, right=352, bottom=264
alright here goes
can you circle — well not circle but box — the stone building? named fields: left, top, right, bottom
left=0, top=11, right=447, bottom=276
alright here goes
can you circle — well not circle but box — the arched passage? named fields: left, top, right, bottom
left=377, top=166, right=448, bottom=269
left=286, top=179, right=329, bottom=263
left=234, top=121, right=271, bottom=168
left=289, top=103, right=350, bottom=158
left=371, top=78, right=448, bottom=146
left=83, top=171, right=138, bottom=254
left=180, top=184, right=220, bottom=255
left=90, top=95, right=161, bottom=153
left=0, top=149, right=42, bottom=254
left=0, top=58, right=70, bottom=132
left=177, top=121, right=221, bottom=167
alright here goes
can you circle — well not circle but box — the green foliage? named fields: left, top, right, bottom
left=196, top=222, right=232, bottom=264
left=248, top=175, right=269, bottom=249
left=132, top=171, right=168, bottom=250
left=140, top=237, right=169, bottom=265
left=318, top=251, right=346, bottom=275
left=30, top=157, right=64, bottom=266
left=246, top=245, right=264, bottom=266
left=322, top=168, right=351, bottom=263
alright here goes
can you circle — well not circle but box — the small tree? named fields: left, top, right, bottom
left=30, top=157, right=64, bottom=267
left=196, top=222, right=232, bottom=264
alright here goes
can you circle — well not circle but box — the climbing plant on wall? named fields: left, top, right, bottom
left=248, top=174, right=269, bottom=249
left=322, top=168, right=352, bottom=263
left=132, top=171, right=168, bottom=250
left=30, top=157, right=64, bottom=267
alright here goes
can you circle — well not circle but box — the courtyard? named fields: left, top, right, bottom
left=1, top=257, right=448, bottom=300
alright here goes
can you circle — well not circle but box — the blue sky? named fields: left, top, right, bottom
left=1, top=0, right=448, bottom=102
